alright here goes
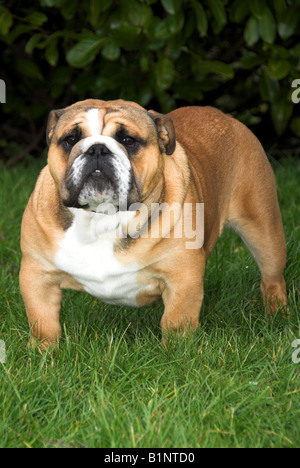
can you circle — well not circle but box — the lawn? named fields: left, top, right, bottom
left=0, top=155, right=299, bottom=448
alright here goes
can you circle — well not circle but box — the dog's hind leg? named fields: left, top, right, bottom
left=228, top=154, right=288, bottom=316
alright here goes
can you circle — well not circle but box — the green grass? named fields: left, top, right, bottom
left=0, top=156, right=299, bottom=448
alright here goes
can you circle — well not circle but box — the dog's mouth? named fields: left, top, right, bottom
left=92, top=169, right=101, bottom=176
left=77, top=167, right=119, bottom=211
left=63, top=155, right=131, bottom=211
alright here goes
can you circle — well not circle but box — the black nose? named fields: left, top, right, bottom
left=87, top=144, right=111, bottom=157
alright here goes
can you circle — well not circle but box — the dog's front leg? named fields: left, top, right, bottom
left=160, top=254, right=205, bottom=342
left=20, top=257, right=62, bottom=347
left=161, top=284, right=204, bottom=342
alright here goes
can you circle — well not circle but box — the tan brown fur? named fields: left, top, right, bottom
left=20, top=100, right=288, bottom=346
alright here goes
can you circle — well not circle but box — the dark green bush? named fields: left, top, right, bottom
left=0, top=0, right=299, bottom=163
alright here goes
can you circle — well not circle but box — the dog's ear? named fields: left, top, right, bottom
left=46, top=109, right=65, bottom=146
left=148, top=110, right=176, bottom=155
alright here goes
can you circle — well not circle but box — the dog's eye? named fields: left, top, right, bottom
left=65, top=135, right=78, bottom=148
left=122, top=136, right=136, bottom=147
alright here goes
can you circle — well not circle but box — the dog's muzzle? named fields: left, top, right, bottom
left=63, top=136, right=133, bottom=211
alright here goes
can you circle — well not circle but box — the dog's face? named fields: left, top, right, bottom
left=46, top=99, right=176, bottom=211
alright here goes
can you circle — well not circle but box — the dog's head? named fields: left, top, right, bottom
left=46, top=99, right=176, bottom=211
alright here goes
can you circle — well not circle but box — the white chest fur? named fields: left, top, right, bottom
left=54, top=208, right=144, bottom=306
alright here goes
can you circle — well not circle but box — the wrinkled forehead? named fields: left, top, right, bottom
left=55, top=104, right=154, bottom=140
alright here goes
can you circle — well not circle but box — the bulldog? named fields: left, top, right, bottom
left=20, top=99, right=288, bottom=346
